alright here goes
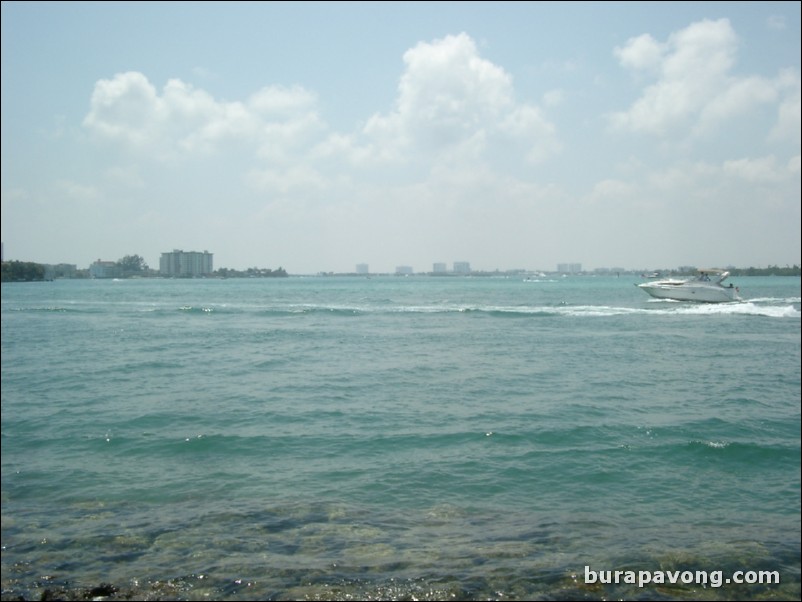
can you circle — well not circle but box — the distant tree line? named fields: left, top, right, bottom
left=3, top=260, right=797, bottom=282
left=726, top=265, right=800, bottom=277
left=215, top=266, right=288, bottom=278
left=1, top=261, right=47, bottom=282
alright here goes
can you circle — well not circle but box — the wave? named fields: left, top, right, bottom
left=3, top=305, right=87, bottom=313
left=684, top=438, right=800, bottom=460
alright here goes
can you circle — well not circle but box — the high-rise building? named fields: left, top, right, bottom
left=557, top=263, right=582, bottom=274
left=160, top=250, right=213, bottom=277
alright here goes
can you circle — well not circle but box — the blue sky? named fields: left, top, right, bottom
left=2, top=1, right=799, bottom=273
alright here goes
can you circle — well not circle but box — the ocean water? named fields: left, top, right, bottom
left=1, top=275, right=800, bottom=601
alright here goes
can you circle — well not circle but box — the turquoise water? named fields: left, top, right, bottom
left=1, top=275, right=800, bottom=600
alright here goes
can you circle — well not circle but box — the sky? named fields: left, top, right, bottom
left=1, top=1, right=800, bottom=274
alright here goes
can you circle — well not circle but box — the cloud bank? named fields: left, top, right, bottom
left=70, top=22, right=801, bottom=272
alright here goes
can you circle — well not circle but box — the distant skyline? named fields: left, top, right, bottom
left=2, top=2, right=800, bottom=274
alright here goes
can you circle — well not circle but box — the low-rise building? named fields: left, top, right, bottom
left=89, top=259, right=121, bottom=279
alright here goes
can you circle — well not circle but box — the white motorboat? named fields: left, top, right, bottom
left=636, top=269, right=741, bottom=303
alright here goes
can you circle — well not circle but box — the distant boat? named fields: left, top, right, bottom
left=636, top=269, right=742, bottom=303
left=523, top=272, right=547, bottom=281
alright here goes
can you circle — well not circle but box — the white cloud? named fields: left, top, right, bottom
left=722, top=155, right=792, bottom=184
left=353, top=32, right=559, bottom=167
left=256, top=110, right=328, bottom=163
left=610, top=19, right=782, bottom=137
left=69, top=27, right=798, bottom=273
left=696, top=75, right=777, bottom=132
left=83, top=33, right=560, bottom=180
left=769, top=69, right=801, bottom=143
left=613, top=33, right=664, bottom=72
left=397, top=32, right=513, bottom=139
left=83, top=71, right=161, bottom=147
left=83, top=72, right=325, bottom=159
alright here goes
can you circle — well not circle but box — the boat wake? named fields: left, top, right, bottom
left=245, top=301, right=800, bottom=319
left=643, top=298, right=800, bottom=318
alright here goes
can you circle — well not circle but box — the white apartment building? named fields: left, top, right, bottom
left=160, top=250, right=213, bottom=277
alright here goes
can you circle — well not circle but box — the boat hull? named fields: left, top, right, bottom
left=637, top=283, right=740, bottom=303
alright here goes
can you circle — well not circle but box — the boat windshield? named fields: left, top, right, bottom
left=697, top=270, right=729, bottom=283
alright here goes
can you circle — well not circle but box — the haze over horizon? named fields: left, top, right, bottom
left=2, top=2, right=800, bottom=274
